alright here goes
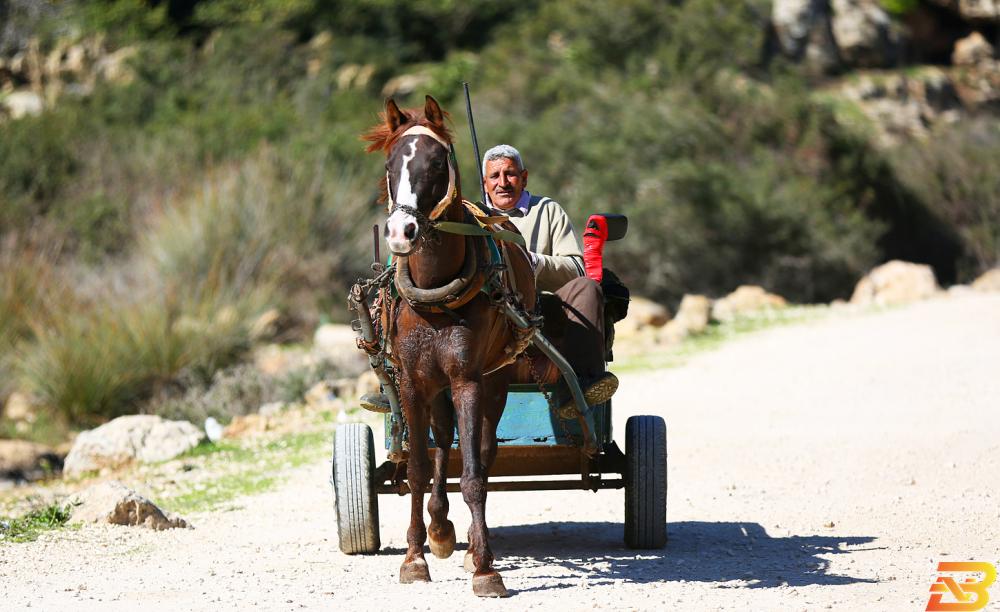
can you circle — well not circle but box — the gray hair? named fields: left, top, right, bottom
left=482, top=144, right=525, bottom=172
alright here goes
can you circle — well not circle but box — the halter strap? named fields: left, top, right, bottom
left=385, top=125, right=457, bottom=221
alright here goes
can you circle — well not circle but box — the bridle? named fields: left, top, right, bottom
left=385, top=125, right=458, bottom=230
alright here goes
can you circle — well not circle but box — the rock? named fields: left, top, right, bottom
left=1, top=89, right=43, bottom=118
left=658, top=295, right=712, bottom=345
left=674, top=294, right=712, bottom=335
left=304, top=381, right=337, bottom=410
left=314, top=323, right=357, bottom=352
left=613, top=296, right=669, bottom=340
left=252, top=343, right=303, bottom=376
left=336, top=63, right=375, bottom=90
left=771, top=0, right=841, bottom=73
left=63, top=415, right=205, bottom=476
left=68, top=480, right=188, bottom=530
left=622, top=296, right=670, bottom=329
left=657, top=320, right=688, bottom=346
left=93, top=45, right=137, bottom=84
left=3, top=391, right=35, bottom=423
left=381, top=73, right=432, bottom=97
left=850, top=260, right=939, bottom=306
left=947, top=284, right=976, bottom=297
left=0, top=439, right=62, bottom=483
left=312, top=323, right=368, bottom=374
left=830, top=0, right=901, bottom=68
left=837, top=68, right=962, bottom=146
left=355, top=370, right=381, bottom=398
left=248, top=308, right=281, bottom=341
left=313, top=323, right=359, bottom=357
left=712, top=286, right=787, bottom=321
left=972, top=268, right=1000, bottom=292
left=258, top=401, right=286, bottom=417
left=953, top=31, right=995, bottom=65
left=222, top=414, right=271, bottom=439
left=204, top=417, right=224, bottom=443
left=933, top=0, right=1000, bottom=23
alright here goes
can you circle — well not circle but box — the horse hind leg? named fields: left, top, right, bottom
left=427, top=394, right=456, bottom=559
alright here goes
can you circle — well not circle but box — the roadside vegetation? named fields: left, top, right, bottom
left=0, top=502, right=75, bottom=543
left=0, top=0, right=997, bottom=428
left=614, top=305, right=834, bottom=373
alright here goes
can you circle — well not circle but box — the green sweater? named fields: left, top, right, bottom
left=505, top=194, right=585, bottom=292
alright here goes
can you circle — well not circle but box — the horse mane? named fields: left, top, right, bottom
left=362, top=107, right=453, bottom=154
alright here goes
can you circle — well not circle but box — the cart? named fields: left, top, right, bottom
left=332, top=214, right=667, bottom=555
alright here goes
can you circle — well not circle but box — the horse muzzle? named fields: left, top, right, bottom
left=385, top=208, right=420, bottom=255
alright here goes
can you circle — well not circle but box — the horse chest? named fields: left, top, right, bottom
left=393, top=325, right=475, bottom=372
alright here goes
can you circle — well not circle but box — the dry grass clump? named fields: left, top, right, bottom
left=3, top=145, right=374, bottom=427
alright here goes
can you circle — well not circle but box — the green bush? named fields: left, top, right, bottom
left=890, top=119, right=1000, bottom=278
left=15, top=284, right=266, bottom=425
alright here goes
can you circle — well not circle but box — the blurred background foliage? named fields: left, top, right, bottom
left=0, top=0, right=997, bottom=426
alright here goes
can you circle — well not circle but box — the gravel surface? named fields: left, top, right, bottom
left=2, top=293, right=999, bottom=611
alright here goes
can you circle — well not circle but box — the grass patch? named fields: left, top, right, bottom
left=159, top=429, right=331, bottom=515
left=614, top=305, right=831, bottom=373
left=0, top=503, right=76, bottom=544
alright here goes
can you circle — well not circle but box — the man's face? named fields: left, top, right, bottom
left=484, top=157, right=528, bottom=210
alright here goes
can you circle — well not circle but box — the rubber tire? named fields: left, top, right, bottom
left=624, top=415, right=667, bottom=549
left=333, top=423, right=381, bottom=554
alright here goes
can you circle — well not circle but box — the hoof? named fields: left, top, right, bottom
left=472, top=571, right=508, bottom=598
left=463, top=551, right=475, bottom=573
left=399, top=559, right=431, bottom=584
left=428, top=521, right=456, bottom=559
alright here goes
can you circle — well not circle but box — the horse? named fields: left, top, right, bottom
left=363, top=95, right=536, bottom=598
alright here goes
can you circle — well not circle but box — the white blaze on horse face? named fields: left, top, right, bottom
left=386, top=139, right=420, bottom=255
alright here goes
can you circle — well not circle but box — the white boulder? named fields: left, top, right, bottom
left=63, top=415, right=204, bottom=476
left=850, top=260, right=939, bottom=306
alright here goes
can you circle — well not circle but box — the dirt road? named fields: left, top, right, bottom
left=2, top=293, right=999, bottom=611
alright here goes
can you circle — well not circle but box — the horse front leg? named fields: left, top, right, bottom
left=427, top=393, right=456, bottom=559
left=453, top=377, right=508, bottom=598
left=399, top=380, right=432, bottom=584
left=464, top=375, right=507, bottom=574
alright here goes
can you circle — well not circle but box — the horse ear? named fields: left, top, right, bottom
left=385, top=98, right=405, bottom=132
left=424, top=95, right=445, bottom=128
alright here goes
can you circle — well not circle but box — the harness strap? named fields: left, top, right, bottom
left=434, top=221, right=526, bottom=247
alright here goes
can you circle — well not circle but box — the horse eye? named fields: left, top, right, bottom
left=431, top=159, right=445, bottom=171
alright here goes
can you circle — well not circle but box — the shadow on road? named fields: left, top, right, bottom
left=489, top=521, right=879, bottom=593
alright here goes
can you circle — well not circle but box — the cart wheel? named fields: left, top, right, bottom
left=333, top=423, right=381, bottom=554
left=624, top=415, right=667, bottom=549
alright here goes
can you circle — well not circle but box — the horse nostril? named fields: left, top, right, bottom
left=403, top=223, right=417, bottom=240
left=383, top=225, right=390, bottom=237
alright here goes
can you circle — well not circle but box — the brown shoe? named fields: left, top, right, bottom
left=557, top=372, right=619, bottom=418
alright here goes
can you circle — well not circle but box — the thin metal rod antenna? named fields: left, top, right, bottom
left=463, top=82, right=489, bottom=206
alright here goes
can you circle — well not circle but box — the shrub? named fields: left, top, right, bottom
left=890, top=118, right=1000, bottom=279
left=15, top=276, right=269, bottom=425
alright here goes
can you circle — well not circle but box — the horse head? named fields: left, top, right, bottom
left=368, top=96, right=458, bottom=256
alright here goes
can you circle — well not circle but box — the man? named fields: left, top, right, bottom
left=361, top=145, right=618, bottom=413
left=481, top=144, right=617, bottom=412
